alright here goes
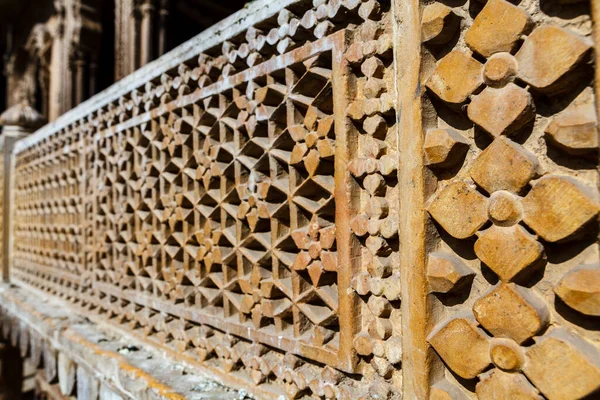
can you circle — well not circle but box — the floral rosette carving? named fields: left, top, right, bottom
left=426, top=0, right=594, bottom=137
left=424, top=0, right=600, bottom=398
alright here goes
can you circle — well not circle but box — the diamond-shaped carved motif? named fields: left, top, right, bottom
left=473, top=284, right=549, bottom=344
left=426, top=50, right=484, bottom=105
left=523, top=329, right=600, bottom=400
left=465, top=0, right=532, bottom=58
left=470, top=137, right=540, bottom=195
left=516, top=26, right=592, bottom=93
left=427, top=316, right=491, bottom=379
left=467, top=84, right=534, bottom=137
left=474, top=225, right=543, bottom=282
left=477, top=369, right=542, bottom=400
left=554, top=265, right=600, bottom=316
left=428, top=180, right=488, bottom=239
left=522, top=175, right=600, bottom=242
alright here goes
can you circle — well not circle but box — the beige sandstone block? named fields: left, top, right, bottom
left=516, top=26, right=592, bottom=93
left=473, top=283, right=549, bottom=344
left=474, top=225, right=543, bottom=282
left=554, top=264, right=600, bottom=316
left=476, top=369, right=543, bottom=400
left=465, top=0, right=532, bottom=57
left=428, top=180, right=488, bottom=239
left=522, top=175, right=600, bottom=242
left=427, top=252, right=475, bottom=293
left=545, top=103, right=598, bottom=155
left=467, top=84, right=535, bottom=137
left=424, top=128, right=469, bottom=168
left=421, top=3, right=460, bottom=45
left=426, top=50, right=483, bottom=104
left=523, top=329, right=600, bottom=400
left=427, top=316, right=491, bottom=379
left=470, top=137, right=540, bottom=194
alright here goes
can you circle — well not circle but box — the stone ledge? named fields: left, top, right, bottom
left=0, top=284, right=247, bottom=400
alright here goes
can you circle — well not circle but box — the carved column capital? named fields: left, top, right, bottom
left=0, top=100, right=46, bottom=131
left=158, top=0, right=169, bottom=15
left=138, top=0, right=155, bottom=14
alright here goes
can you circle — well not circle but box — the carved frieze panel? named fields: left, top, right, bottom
left=7, top=0, right=600, bottom=398
left=422, top=0, right=600, bottom=398
left=13, top=130, right=86, bottom=296
left=10, top=1, right=403, bottom=399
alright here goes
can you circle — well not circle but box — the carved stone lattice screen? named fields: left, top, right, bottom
left=6, top=0, right=600, bottom=399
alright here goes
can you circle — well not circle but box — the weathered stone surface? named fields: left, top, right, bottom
left=421, top=3, right=460, bottom=45
left=0, top=101, right=46, bottom=130
left=426, top=50, right=484, bottom=104
left=427, top=252, right=475, bottom=293
left=477, top=369, right=543, bottom=400
left=522, top=175, right=600, bottom=242
left=554, top=264, right=600, bottom=316
left=353, top=333, right=373, bottom=356
left=58, top=353, right=76, bottom=396
left=427, top=316, right=491, bottom=379
left=428, top=180, right=489, bottom=239
left=545, top=103, right=599, bottom=155
left=473, top=283, right=549, bottom=344
left=3, top=0, right=600, bottom=399
left=424, top=128, right=469, bottom=167
left=467, top=84, right=535, bottom=137
left=516, top=26, right=592, bottom=93
left=465, top=0, right=532, bottom=57
left=524, top=329, right=600, bottom=400
left=77, top=366, right=100, bottom=400
left=474, top=225, right=543, bottom=282
left=470, top=137, right=540, bottom=194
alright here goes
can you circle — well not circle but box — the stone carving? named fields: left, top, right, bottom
left=423, top=0, right=600, bottom=398
left=2, top=0, right=599, bottom=398
left=10, top=1, right=404, bottom=398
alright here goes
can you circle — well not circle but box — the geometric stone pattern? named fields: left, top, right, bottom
left=9, top=1, right=401, bottom=398
left=13, top=130, right=86, bottom=300
left=424, top=0, right=600, bottom=398
left=4, top=0, right=600, bottom=399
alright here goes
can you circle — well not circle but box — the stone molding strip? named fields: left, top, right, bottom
left=0, top=284, right=246, bottom=400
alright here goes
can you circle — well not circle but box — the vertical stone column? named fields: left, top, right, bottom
left=0, top=102, right=45, bottom=282
left=129, top=3, right=141, bottom=73
left=158, top=0, right=169, bottom=57
left=73, top=51, right=87, bottom=106
left=89, top=55, right=98, bottom=97
left=139, top=0, right=155, bottom=66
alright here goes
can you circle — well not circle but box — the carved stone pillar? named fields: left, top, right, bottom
left=158, top=0, right=169, bottom=57
left=139, top=0, right=155, bottom=66
left=0, top=101, right=45, bottom=283
left=129, top=4, right=140, bottom=73
left=73, top=53, right=86, bottom=106
left=89, top=55, right=98, bottom=97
